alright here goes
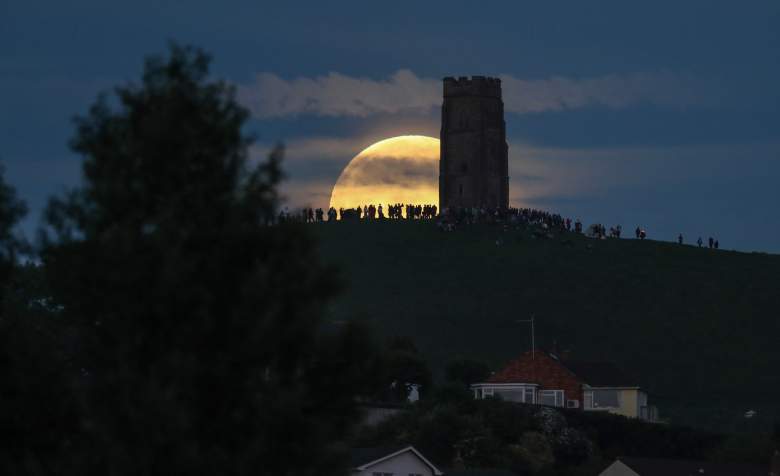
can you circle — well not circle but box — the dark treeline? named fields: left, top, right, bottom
left=0, top=44, right=383, bottom=476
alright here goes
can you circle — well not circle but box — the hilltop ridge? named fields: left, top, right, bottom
left=313, top=220, right=780, bottom=432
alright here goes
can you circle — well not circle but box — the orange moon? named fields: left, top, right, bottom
left=329, top=135, right=439, bottom=213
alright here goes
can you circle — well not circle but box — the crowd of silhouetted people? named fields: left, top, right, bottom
left=273, top=204, right=722, bottom=250
left=276, top=204, right=439, bottom=223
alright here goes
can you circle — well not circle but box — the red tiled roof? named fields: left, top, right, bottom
left=487, top=350, right=580, bottom=384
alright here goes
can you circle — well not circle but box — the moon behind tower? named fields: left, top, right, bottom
left=329, top=135, right=439, bottom=213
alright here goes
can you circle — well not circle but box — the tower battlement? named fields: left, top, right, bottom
left=439, top=76, right=509, bottom=210
left=443, top=76, right=502, bottom=98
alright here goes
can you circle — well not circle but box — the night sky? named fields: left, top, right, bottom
left=2, top=1, right=779, bottom=251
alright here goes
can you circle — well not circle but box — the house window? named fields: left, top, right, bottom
left=539, top=390, right=564, bottom=407
left=566, top=399, right=580, bottom=409
left=493, top=389, right=525, bottom=402
left=592, top=389, right=620, bottom=408
left=524, top=387, right=535, bottom=404
left=475, top=385, right=537, bottom=403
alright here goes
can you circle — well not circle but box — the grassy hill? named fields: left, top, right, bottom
left=312, top=220, right=780, bottom=433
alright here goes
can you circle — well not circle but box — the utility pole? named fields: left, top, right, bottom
left=517, top=314, right=535, bottom=360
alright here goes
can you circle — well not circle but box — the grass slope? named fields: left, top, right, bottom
left=312, top=220, right=780, bottom=432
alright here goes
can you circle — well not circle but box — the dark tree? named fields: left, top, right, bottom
left=372, top=336, right=432, bottom=403
left=41, top=44, right=364, bottom=475
left=445, top=359, right=491, bottom=387
left=0, top=171, right=83, bottom=474
left=0, top=166, right=27, bottom=306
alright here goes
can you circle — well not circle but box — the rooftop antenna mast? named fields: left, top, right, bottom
left=516, top=314, right=535, bottom=360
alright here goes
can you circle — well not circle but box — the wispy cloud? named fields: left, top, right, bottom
left=238, top=70, right=439, bottom=118
left=238, top=70, right=713, bottom=119
left=250, top=136, right=367, bottom=165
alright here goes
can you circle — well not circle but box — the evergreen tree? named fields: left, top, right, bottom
left=42, top=44, right=364, bottom=475
left=0, top=166, right=27, bottom=305
left=445, top=359, right=491, bottom=388
left=0, top=169, right=83, bottom=474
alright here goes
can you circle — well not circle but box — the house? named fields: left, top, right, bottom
left=471, top=350, right=659, bottom=421
left=598, top=456, right=768, bottom=476
left=351, top=445, right=444, bottom=475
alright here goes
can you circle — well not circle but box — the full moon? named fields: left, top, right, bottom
left=329, top=135, right=439, bottom=213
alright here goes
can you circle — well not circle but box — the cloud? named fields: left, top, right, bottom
left=337, top=156, right=437, bottom=188
left=238, top=70, right=712, bottom=118
left=250, top=136, right=366, bottom=164
left=506, top=141, right=780, bottom=207
left=238, top=70, right=439, bottom=118
left=501, top=72, right=708, bottom=113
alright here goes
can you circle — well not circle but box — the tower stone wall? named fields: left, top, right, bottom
left=439, top=76, right=509, bottom=210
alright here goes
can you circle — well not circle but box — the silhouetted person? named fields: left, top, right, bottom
left=697, top=237, right=703, bottom=247
left=715, top=240, right=719, bottom=249
left=709, top=237, right=714, bottom=249
left=678, top=233, right=683, bottom=245
left=635, top=226, right=641, bottom=239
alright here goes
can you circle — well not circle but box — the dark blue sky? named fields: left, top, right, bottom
left=2, top=1, right=779, bottom=251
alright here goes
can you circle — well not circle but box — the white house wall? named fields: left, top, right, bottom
left=598, top=460, right=641, bottom=476
left=355, top=451, right=435, bottom=476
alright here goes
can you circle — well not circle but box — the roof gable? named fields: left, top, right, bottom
left=351, top=445, right=444, bottom=475
left=485, top=351, right=581, bottom=385
left=484, top=351, right=643, bottom=389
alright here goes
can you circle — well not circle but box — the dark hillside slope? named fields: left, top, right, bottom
left=313, top=221, right=780, bottom=431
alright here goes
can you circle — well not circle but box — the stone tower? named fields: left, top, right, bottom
left=439, top=76, right=509, bottom=210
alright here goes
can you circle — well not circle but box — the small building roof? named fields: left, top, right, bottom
left=483, top=350, right=643, bottom=389
left=486, top=350, right=578, bottom=384
left=615, top=456, right=767, bottom=476
left=351, top=445, right=444, bottom=475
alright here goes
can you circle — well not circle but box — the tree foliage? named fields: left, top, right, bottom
left=40, top=44, right=363, bottom=475
left=369, top=336, right=432, bottom=403
left=445, top=358, right=491, bottom=387
left=0, top=167, right=27, bottom=306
